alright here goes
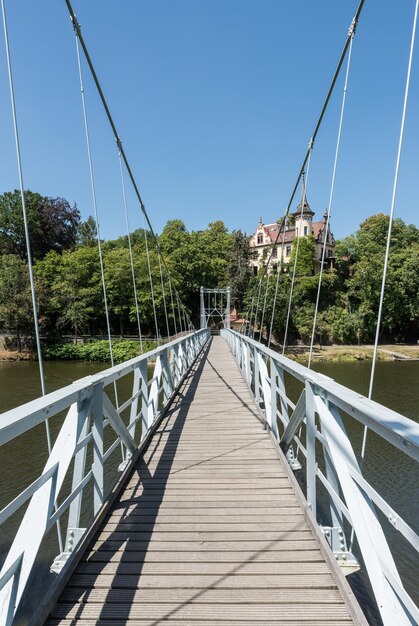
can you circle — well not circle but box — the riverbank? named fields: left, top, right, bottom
left=0, top=339, right=158, bottom=363
left=1, top=342, right=418, bottom=363
left=285, top=344, right=419, bottom=364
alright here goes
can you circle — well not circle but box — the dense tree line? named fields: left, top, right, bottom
left=0, top=190, right=251, bottom=342
left=0, top=190, right=417, bottom=346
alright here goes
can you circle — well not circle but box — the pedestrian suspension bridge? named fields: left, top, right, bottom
left=0, top=1, right=418, bottom=625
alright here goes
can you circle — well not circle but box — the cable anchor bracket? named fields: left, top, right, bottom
left=348, top=17, right=358, bottom=38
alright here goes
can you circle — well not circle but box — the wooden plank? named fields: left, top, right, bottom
left=85, top=549, right=324, bottom=563
left=76, top=561, right=331, bottom=576
left=95, top=530, right=314, bottom=542
left=118, top=491, right=296, bottom=502
left=48, top=618, right=353, bottom=626
left=99, top=521, right=308, bottom=532
left=113, top=500, right=300, bottom=509
left=50, top=603, right=353, bottom=621
left=66, top=573, right=339, bottom=589
left=89, top=539, right=320, bottom=553
left=59, top=587, right=344, bottom=604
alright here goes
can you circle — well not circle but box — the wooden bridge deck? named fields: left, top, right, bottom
left=46, top=336, right=361, bottom=626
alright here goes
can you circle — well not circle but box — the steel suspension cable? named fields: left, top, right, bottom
left=143, top=217, right=160, bottom=344
left=74, top=32, right=118, bottom=409
left=1, top=0, right=64, bottom=552
left=249, top=2, right=365, bottom=343
left=118, top=150, right=143, bottom=352
left=361, top=0, right=419, bottom=461
left=282, top=154, right=313, bottom=355
left=65, top=1, right=194, bottom=332
left=308, top=33, right=355, bottom=369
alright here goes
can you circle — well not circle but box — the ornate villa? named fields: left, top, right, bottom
left=249, top=192, right=335, bottom=275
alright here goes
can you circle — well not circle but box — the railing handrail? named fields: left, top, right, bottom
left=0, top=330, right=207, bottom=447
left=223, top=329, right=419, bottom=461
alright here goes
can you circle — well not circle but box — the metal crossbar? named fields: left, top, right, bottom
left=221, top=328, right=419, bottom=626
left=200, top=286, right=231, bottom=330
left=0, top=329, right=210, bottom=626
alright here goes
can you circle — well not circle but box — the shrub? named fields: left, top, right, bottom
left=42, top=339, right=158, bottom=362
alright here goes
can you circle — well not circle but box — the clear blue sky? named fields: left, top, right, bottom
left=0, top=0, right=418, bottom=241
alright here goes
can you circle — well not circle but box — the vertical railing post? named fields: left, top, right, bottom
left=305, top=380, right=317, bottom=518
left=139, top=360, right=148, bottom=441
left=276, top=368, right=289, bottom=430
left=254, top=346, right=260, bottom=407
left=129, top=366, right=141, bottom=441
left=161, top=349, right=172, bottom=403
left=92, top=382, right=104, bottom=515
left=148, top=355, right=162, bottom=429
left=67, top=399, right=91, bottom=529
left=269, top=360, right=279, bottom=440
left=245, top=341, right=251, bottom=385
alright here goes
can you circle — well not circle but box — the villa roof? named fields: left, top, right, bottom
left=252, top=220, right=328, bottom=246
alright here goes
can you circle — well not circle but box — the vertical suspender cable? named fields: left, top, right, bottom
left=143, top=216, right=160, bottom=344
left=282, top=153, right=312, bottom=355
left=156, top=244, right=170, bottom=339
left=176, top=293, right=183, bottom=334
left=308, top=32, right=355, bottom=369
left=361, top=0, right=419, bottom=461
left=168, top=271, right=178, bottom=336
left=1, top=0, right=63, bottom=553
left=118, top=149, right=143, bottom=352
left=247, top=295, right=255, bottom=336
left=251, top=279, right=263, bottom=339
left=1, top=0, right=46, bottom=396
left=258, top=272, right=271, bottom=342
left=267, top=218, right=287, bottom=348
left=74, top=32, right=118, bottom=407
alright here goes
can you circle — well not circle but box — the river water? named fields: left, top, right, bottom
left=0, top=357, right=418, bottom=624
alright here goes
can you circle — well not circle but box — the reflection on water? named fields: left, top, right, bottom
left=0, top=357, right=418, bottom=624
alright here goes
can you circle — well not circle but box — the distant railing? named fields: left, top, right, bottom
left=0, top=329, right=210, bottom=626
left=221, top=328, right=419, bottom=626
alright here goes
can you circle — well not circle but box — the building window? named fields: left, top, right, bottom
left=286, top=245, right=291, bottom=256
left=328, top=249, right=333, bottom=257
left=272, top=247, right=277, bottom=258
left=257, top=233, right=263, bottom=244
left=304, top=226, right=308, bottom=236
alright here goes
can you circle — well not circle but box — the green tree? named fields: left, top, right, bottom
left=103, top=248, right=135, bottom=336
left=36, top=247, right=102, bottom=338
left=0, top=190, right=80, bottom=259
left=289, top=235, right=315, bottom=276
left=0, top=255, right=33, bottom=350
left=77, top=216, right=97, bottom=247
left=228, top=230, right=253, bottom=310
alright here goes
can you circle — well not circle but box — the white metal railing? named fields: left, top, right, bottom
left=0, top=329, right=210, bottom=626
left=221, top=328, right=419, bottom=626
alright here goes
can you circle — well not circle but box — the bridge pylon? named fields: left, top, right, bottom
left=200, top=286, right=231, bottom=330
